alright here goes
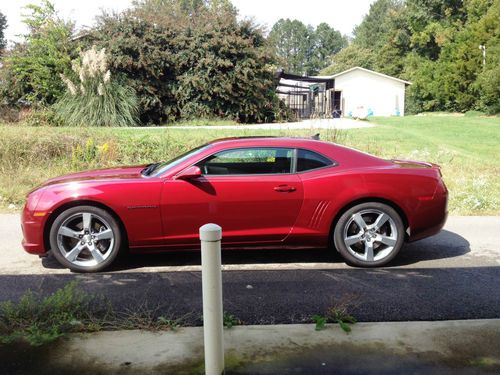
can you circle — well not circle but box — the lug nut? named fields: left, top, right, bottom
left=81, top=241, right=85, bottom=245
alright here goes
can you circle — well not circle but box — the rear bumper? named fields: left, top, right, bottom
left=408, top=188, right=448, bottom=242
left=21, top=205, right=47, bottom=255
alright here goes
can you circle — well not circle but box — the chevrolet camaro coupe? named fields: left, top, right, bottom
left=22, top=136, right=448, bottom=272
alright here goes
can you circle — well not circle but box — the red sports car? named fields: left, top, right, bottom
left=21, top=136, right=448, bottom=272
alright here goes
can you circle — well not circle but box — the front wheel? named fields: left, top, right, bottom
left=49, top=205, right=122, bottom=272
left=333, top=202, right=404, bottom=267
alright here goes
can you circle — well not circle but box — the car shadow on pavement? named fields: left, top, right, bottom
left=390, top=229, right=471, bottom=267
left=40, top=229, right=470, bottom=272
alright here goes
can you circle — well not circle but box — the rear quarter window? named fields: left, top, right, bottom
left=297, top=149, right=334, bottom=172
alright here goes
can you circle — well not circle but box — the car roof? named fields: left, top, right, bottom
left=206, top=136, right=388, bottom=168
left=208, top=136, right=330, bottom=148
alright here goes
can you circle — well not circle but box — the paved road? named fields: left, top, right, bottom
left=1, top=215, right=499, bottom=324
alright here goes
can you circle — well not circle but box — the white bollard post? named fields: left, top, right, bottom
left=199, top=223, right=224, bottom=375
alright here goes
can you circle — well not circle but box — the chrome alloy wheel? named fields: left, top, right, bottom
left=56, top=212, right=115, bottom=267
left=343, top=209, right=398, bottom=263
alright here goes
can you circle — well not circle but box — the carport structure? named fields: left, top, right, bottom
left=276, top=71, right=336, bottom=120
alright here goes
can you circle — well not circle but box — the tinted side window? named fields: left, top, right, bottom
left=296, top=149, right=333, bottom=172
left=198, top=148, right=293, bottom=175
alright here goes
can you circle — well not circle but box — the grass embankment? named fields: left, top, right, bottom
left=0, top=114, right=498, bottom=215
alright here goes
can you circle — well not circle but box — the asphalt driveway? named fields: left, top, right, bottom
left=0, top=215, right=499, bottom=323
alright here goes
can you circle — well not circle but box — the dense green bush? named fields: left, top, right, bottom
left=2, top=1, right=74, bottom=106
left=91, top=0, right=283, bottom=124
left=174, top=19, right=278, bottom=123
left=53, top=46, right=139, bottom=127
left=89, top=14, right=179, bottom=124
left=1, top=0, right=289, bottom=125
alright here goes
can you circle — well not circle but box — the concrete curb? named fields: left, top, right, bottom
left=2, top=320, right=499, bottom=374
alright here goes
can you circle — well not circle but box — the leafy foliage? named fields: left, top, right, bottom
left=311, top=314, right=327, bottom=331
left=223, top=312, right=240, bottom=329
left=53, top=46, right=139, bottom=126
left=268, top=19, right=313, bottom=75
left=174, top=19, right=277, bottom=123
left=321, top=0, right=500, bottom=114
left=311, top=306, right=356, bottom=333
left=89, top=0, right=281, bottom=124
left=268, top=19, right=347, bottom=75
left=0, top=281, right=96, bottom=346
left=320, top=44, right=377, bottom=75
left=0, top=11, right=7, bottom=53
left=2, top=1, right=74, bottom=106
left=90, top=13, right=179, bottom=124
left=0, top=281, right=184, bottom=346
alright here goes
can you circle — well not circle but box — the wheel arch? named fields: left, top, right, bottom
left=43, top=200, right=129, bottom=252
left=328, top=197, right=410, bottom=249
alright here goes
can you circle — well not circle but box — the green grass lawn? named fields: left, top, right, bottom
left=0, top=114, right=498, bottom=214
left=353, top=115, right=500, bottom=215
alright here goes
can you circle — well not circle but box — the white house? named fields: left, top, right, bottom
left=323, top=67, right=411, bottom=117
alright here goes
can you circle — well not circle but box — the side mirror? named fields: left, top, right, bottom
left=175, top=165, right=202, bottom=180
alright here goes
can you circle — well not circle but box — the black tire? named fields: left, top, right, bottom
left=49, top=205, right=122, bottom=272
left=333, top=202, right=405, bottom=267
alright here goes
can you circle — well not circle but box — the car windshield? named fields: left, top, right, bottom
left=144, top=144, right=213, bottom=177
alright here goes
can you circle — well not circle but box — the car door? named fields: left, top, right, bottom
left=160, top=147, right=304, bottom=246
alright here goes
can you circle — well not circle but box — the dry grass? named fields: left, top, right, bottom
left=0, top=114, right=498, bottom=215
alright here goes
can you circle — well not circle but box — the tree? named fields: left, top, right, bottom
left=311, top=23, right=348, bottom=72
left=322, top=0, right=499, bottom=114
left=96, top=0, right=281, bottom=123
left=268, top=19, right=313, bottom=75
left=3, top=1, right=74, bottom=106
left=133, top=0, right=237, bottom=29
left=173, top=18, right=278, bottom=123
left=268, top=19, right=346, bottom=75
left=0, top=12, right=7, bottom=53
left=320, top=44, right=377, bottom=75
left=91, top=13, right=180, bottom=124
left=354, top=0, right=404, bottom=51
left=405, top=0, right=466, bottom=60
left=403, top=0, right=498, bottom=113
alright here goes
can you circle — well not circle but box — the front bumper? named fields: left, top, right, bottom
left=21, top=204, right=47, bottom=255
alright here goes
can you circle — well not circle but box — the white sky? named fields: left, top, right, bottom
left=2, top=0, right=375, bottom=44
left=232, top=0, right=375, bottom=35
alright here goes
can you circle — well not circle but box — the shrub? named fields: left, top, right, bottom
left=92, top=1, right=288, bottom=124
left=0, top=282, right=183, bottom=346
left=90, top=14, right=180, bottom=124
left=0, top=282, right=96, bottom=346
left=1, top=0, right=74, bottom=106
left=173, top=18, right=279, bottom=123
left=24, top=107, right=63, bottom=126
left=53, top=46, right=139, bottom=127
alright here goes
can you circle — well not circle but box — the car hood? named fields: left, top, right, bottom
left=40, top=165, right=147, bottom=188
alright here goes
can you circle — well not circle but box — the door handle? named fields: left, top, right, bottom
left=274, top=185, right=296, bottom=192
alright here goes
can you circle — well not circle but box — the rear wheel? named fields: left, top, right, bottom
left=333, top=202, right=404, bottom=267
left=49, top=205, right=122, bottom=272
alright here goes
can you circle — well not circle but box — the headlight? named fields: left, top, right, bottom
left=25, top=188, right=45, bottom=213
